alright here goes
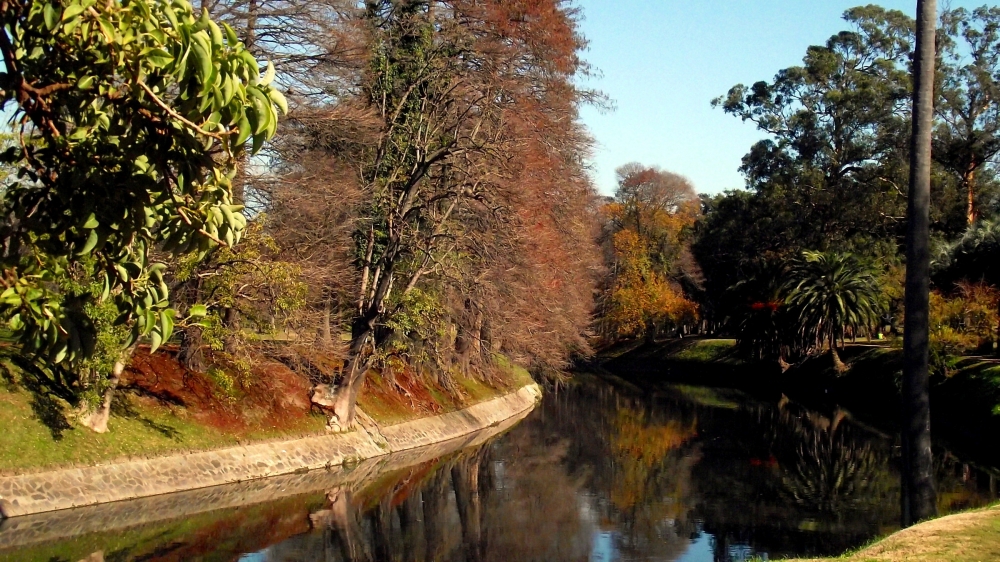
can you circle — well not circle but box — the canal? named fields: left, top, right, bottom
left=1, top=375, right=997, bottom=561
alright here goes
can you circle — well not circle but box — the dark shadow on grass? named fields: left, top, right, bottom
left=1, top=356, right=77, bottom=441
left=28, top=392, right=74, bottom=441
left=111, top=393, right=182, bottom=441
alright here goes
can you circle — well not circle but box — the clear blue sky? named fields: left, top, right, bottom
left=576, top=0, right=981, bottom=197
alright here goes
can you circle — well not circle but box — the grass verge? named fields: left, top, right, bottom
left=782, top=504, right=1000, bottom=561
left=0, top=385, right=328, bottom=476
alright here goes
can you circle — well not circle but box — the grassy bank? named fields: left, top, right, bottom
left=0, top=351, right=533, bottom=476
left=782, top=504, right=1000, bottom=561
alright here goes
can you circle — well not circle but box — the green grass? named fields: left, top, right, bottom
left=0, top=385, right=327, bottom=476
left=492, top=354, right=536, bottom=388
left=782, top=505, right=1000, bottom=561
left=669, top=338, right=739, bottom=363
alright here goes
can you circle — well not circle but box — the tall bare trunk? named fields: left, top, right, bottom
left=901, top=0, right=938, bottom=527
left=830, top=345, right=847, bottom=374
left=222, top=306, right=241, bottom=354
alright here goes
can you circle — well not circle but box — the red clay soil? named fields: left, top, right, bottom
left=125, top=346, right=313, bottom=434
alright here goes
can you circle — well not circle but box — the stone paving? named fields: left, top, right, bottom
left=0, top=384, right=541, bottom=520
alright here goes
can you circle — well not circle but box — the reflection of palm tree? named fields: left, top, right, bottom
left=763, top=402, right=891, bottom=514
left=784, top=251, right=882, bottom=371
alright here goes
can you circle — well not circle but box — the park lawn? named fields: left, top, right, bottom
left=0, top=384, right=328, bottom=476
left=783, top=505, right=1000, bottom=562
left=669, top=338, right=740, bottom=363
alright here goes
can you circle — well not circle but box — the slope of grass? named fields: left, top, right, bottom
left=670, top=338, right=740, bottom=363
left=0, top=385, right=328, bottom=476
left=783, top=505, right=1000, bottom=562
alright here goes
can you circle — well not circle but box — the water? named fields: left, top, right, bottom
left=1, top=376, right=997, bottom=561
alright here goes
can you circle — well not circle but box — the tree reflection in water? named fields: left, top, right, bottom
left=277, top=380, right=998, bottom=562
left=764, top=401, right=894, bottom=515
left=36, top=379, right=993, bottom=562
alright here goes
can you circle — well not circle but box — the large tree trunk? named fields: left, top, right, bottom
left=901, top=0, right=938, bottom=527
left=222, top=307, right=240, bottom=354
left=830, top=344, right=847, bottom=374
left=328, top=314, right=377, bottom=431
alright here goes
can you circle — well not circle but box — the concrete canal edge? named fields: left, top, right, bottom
left=0, top=383, right=542, bottom=519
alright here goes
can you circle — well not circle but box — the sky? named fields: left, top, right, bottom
left=575, top=0, right=981, bottom=197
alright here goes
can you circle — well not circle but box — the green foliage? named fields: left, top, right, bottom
left=177, top=218, right=307, bottom=338
left=933, top=219, right=1000, bottom=288
left=384, top=287, right=444, bottom=340
left=712, top=6, right=913, bottom=253
left=784, top=251, right=883, bottom=349
left=381, top=287, right=447, bottom=366
left=0, top=0, right=285, bottom=370
left=731, top=251, right=884, bottom=362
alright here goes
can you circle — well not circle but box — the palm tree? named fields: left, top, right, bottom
left=783, top=251, right=882, bottom=372
left=901, top=0, right=938, bottom=526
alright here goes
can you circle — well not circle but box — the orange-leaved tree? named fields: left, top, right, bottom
left=600, top=164, right=701, bottom=341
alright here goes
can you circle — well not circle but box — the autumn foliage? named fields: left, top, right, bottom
left=599, top=164, right=701, bottom=341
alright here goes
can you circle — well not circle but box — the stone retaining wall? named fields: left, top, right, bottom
left=0, top=384, right=541, bottom=519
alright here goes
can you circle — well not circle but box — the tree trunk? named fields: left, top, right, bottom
left=901, top=0, right=938, bottom=527
left=964, top=163, right=978, bottom=225
left=222, top=307, right=240, bottom=354
left=319, top=294, right=333, bottom=347
left=79, top=358, right=127, bottom=433
left=644, top=318, right=659, bottom=344
left=328, top=316, right=376, bottom=431
left=830, top=345, right=847, bottom=374
left=178, top=326, right=206, bottom=372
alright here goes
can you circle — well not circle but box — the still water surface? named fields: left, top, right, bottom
left=2, top=377, right=998, bottom=561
